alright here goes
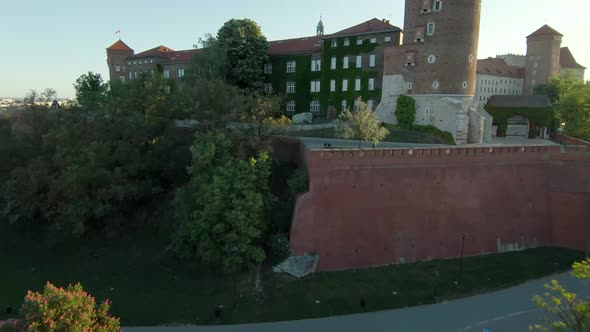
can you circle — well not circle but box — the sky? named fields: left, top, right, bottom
left=0, top=0, right=586, bottom=98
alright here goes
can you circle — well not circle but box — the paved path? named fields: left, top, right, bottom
left=125, top=271, right=590, bottom=332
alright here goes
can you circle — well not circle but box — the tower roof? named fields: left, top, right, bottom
left=560, top=47, right=586, bottom=70
left=527, top=24, right=563, bottom=38
left=106, top=40, right=133, bottom=52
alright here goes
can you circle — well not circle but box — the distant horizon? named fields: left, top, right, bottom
left=0, top=0, right=586, bottom=98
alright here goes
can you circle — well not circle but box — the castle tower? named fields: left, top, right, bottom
left=376, top=0, right=484, bottom=145
left=316, top=17, right=324, bottom=36
left=524, top=25, right=563, bottom=95
left=106, top=40, right=134, bottom=82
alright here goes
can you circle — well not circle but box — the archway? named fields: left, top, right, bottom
left=506, top=115, right=529, bottom=137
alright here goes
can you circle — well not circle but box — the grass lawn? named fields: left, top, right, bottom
left=0, top=221, right=584, bottom=326
left=284, top=127, right=448, bottom=145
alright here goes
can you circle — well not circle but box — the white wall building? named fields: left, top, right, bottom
left=475, top=58, right=524, bottom=107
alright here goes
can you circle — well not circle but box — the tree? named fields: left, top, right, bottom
left=173, top=132, right=272, bottom=272
left=395, top=94, right=416, bottom=129
left=217, top=19, right=269, bottom=91
left=531, top=259, right=590, bottom=331
left=534, top=73, right=583, bottom=104
left=335, top=100, right=389, bottom=149
left=185, top=34, right=230, bottom=83
left=23, top=89, right=38, bottom=106
left=557, top=84, right=590, bottom=141
left=41, top=88, right=57, bottom=103
left=74, top=72, right=108, bottom=109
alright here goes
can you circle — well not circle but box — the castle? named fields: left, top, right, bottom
left=106, top=0, right=585, bottom=145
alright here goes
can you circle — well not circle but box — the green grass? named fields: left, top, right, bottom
left=284, top=126, right=450, bottom=145
left=0, top=221, right=584, bottom=326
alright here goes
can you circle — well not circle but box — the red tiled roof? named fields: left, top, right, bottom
left=332, top=18, right=401, bottom=37
left=128, top=45, right=174, bottom=59
left=527, top=24, right=563, bottom=38
left=107, top=40, right=133, bottom=52
left=269, top=35, right=325, bottom=55
left=560, top=47, right=586, bottom=70
left=162, top=49, right=200, bottom=63
left=477, top=58, right=525, bottom=78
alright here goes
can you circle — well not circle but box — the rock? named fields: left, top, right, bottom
left=272, top=254, right=319, bottom=278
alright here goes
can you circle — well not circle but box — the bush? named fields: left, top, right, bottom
left=292, top=112, right=313, bottom=125
left=395, top=95, right=416, bottom=129
left=411, top=125, right=456, bottom=145
left=267, top=233, right=292, bottom=265
left=287, top=169, right=309, bottom=196
left=19, top=282, right=120, bottom=331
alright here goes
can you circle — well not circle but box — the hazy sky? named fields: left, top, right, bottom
left=0, top=0, right=586, bottom=98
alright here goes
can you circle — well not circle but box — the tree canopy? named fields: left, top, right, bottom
left=335, top=100, right=389, bottom=148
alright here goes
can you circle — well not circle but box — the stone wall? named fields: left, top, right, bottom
left=289, top=144, right=590, bottom=271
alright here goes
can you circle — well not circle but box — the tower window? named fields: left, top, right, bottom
left=115, top=65, right=121, bottom=72
left=427, top=22, right=435, bottom=36
left=432, top=81, right=440, bottom=89
left=428, top=55, right=436, bottom=64
left=469, top=54, right=474, bottom=63
left=433, top=1, right=442, bottom=12
left=463, top=81, right=468, bottom=89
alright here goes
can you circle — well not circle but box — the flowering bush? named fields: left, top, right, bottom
left=292, top=112, right=313, bottom=125
left=19, top=282, right=120, bottom=332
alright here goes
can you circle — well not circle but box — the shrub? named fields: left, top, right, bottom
left=292, top=112, right=313, bottom=125
left=411, top=125, right=456, bottom=145
left=395, top=95, right=416, bottom=129
left=267, top=233, right=292, bottom=265
left=20, top=282, right=120, bottom=332
left=287, top=169, right=309, bottom=196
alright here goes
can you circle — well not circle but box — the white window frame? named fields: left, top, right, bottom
left=356, top=55, right=362, bottom=68
left=433, top=0, right=442, bottom=12
left=342, top=79, right=348, bottom=91
left=286, top=100, right=296, bottom=112
left=311, top=80, right=321, bottom=93
left=287, top=81, right=296, bottom=93
left=355, top=78, right=361, bottom=91
left=343, top=56, right=349, bottom=69
left=354, top=99, right=361, bottom=111
left=310, top=100, right=320, bottom=113
left=115, top=65, right=121, bottom=72
left=369, top=54, right=376, bottom=67
left=368, top=78, right=375, bottom=91
left=331, top=57, right=337, bottom=70
left=287, top=61, right=296, bottom=73
left=344, top=38, right=350, bottom=46
left=427, top=22, right=435, bottom=36
left=384, top=36, right=392, bottom=43
left=331, top=39, right=337, bottom=47
left=432, top=80, right=440, bottom=89
left=356, top=38, right=363, bottom=45
left=370, top=37, right=377, bottom=44
left=163, top=69, right=170, bottom=79
left=264, top=63, right=272, bottom=74
left=129, top=72, right=133, bottom=80
left=178, top=68, right=185, bottom=78
left=341, top=100, right=347, bottom=111
left=330, top=80, right=336, bottom=92
left=311, top=59, right=321, bottom=72
left=264, top=83, right=273, bottom=94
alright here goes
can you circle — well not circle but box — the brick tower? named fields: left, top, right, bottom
left=524, top=25, right=563, bottom=95
left=106, top=40, right=134, bottom=82
left=376, top=0, right=486, bottom=144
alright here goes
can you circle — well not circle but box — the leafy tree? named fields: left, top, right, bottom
left=41, top=88, right=57, bottom=103
left=557, top=84, right=590, bottom=141
left=335, top=100, right=389, bottom=149
left=534, top=72, right=583, bottom=104
left=395, top=94, right=416, bottom=129
left=23, top=89, right=38, bottom=106
left=173, top=132, right=272, bottom=271
left=185, top=34, right=230, bottom=83
left=74, top=72, right=108, bottom=109
left=17, top=282, right=120, bottom=331
left=217, top=19, right=269, bottom=91
left=531, top=259, right=590, bottom=331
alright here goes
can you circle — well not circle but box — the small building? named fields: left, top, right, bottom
left=484, top=95, right=554, bottom=138
left=475, top=58, right=524, bottom=106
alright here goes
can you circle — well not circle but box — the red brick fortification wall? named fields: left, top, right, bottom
left=290, top=145, right=590, bottom=271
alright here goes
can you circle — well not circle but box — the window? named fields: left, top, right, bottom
left=384, top=36, right=392, bottom=43
left=342, top=79, right=348, bottom=91
left=343, top=56, right=349, bottom=69
left=163, top=70, right=170, bottom=79
left=311, top=80, right=321, bottom=93
left=331, top=57, right=337, bottom=70
left=128, top=61, right=131, bottom=65
left=264, top=83, right=273, bottom=94
left=433, top=0, right=442, bottom=11
left=428, top=55, right=436, bottom=64
left=133, top=61, right=137, bottom=65
left=355, top=78, right=361, bottom=91
left=150, top=59, right=153, bottom=64
left=287, top=61, right=296, bottom=73
left=287, top=100, right=296, bottom=112
left=128, top=72, right=133, bottom=80
left=311, top=59, right=321, bottom=72
left=115, top=65, right=121, bottom=72
left=344, top=38, right=350, bottom=46
left=310, top=100, right=320, bottom=113
left=330, top=80, right=336, bottom=92
left=134, top=71, right=138, bottom=79
left=119, top=76, right=125, bottom=82
left=331, top=39, right=337, bottom=47
left=463, top=81, right=468, bottom=89
left=432, top=80, right=439, bottom=89
left=164, top=86, right=171, bottom=94
left=427, top=22, right=435, bottom=35
left=178, top=68, right=185, bottom=78
left=357, top=38, right=363, bottom=45
left=407, top=82, right=413, bottom=90
left=469, top=54, right=473, bottom=63
left=370, top=37, right=377, bottom=43
left=264, top=63, right=272, bottom=74
left=367, top=100, right=374, bottom=110
left=356, top=55, right=362, bottom=68
left=368, top=78, right=375, bottom=91
left=532, top=70, right=537, bottom=76
left=287, top=81, right=296, bottom=93
left=341, top=99, right=347, bottom=111
left=354, top=99, right=361, bottom=111
left=369, top=54, right=376, bottom=67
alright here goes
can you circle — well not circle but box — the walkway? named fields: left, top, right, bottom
left=125, top=271, right=590, bottom=332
